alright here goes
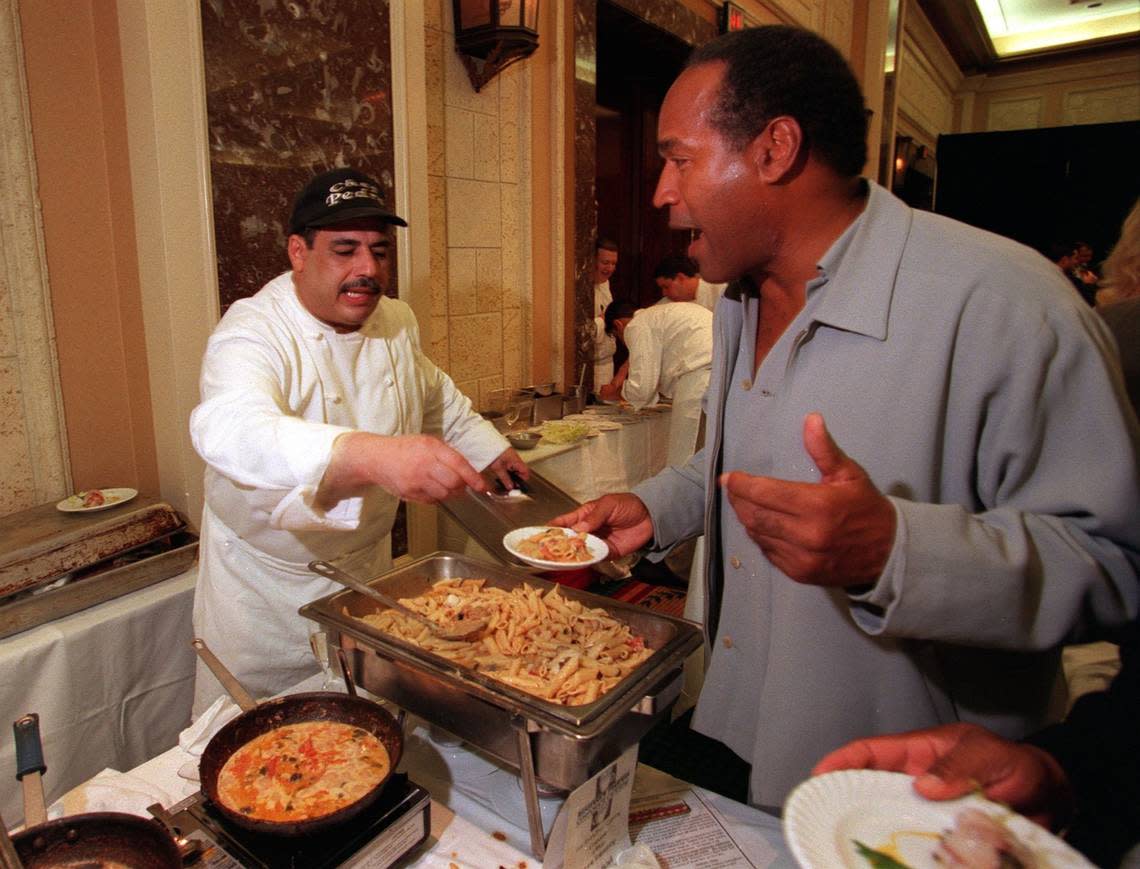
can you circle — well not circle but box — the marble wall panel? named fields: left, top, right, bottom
left=0, top=277, right=15, bottom=351
left=0, top=360, right=35, bottom=515
left=428, top=175, right=449, bottom=317
left=425, top=27, right=447, bottom=176
left=200, top=0, right=398, bottom=310
left=1063, top=84, right=1140, bottom=126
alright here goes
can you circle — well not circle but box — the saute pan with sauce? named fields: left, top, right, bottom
left=195, top=642, right=404, bottom=838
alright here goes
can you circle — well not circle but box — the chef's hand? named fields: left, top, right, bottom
left=318, top=432, right=488, bottom=506
left=549, top=494, right=654, bottom=558
left=812, top=722, right=1072, bottom=830
left=719, top=412, right=895, bottom=587
left=487, top=448, right=529, bottom=492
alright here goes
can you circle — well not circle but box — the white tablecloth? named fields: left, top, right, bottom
left=0, top=567, right=197, bottom=826
left=524, top=410, right=672, bottom=503
left=57, top=674, right=794, bottom=867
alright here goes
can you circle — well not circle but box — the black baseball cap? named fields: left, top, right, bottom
left=288, top=168, right=408, bottom=235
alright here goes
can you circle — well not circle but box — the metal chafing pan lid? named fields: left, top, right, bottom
left=300, top=551, right=702, bottom=737
left=440, top=468, right=579, bottom=567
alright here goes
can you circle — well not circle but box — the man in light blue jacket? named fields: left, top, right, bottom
left=555, top=26, right=1139, bottom=810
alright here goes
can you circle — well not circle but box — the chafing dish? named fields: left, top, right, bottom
left=300, top=551, right=701, bottom=858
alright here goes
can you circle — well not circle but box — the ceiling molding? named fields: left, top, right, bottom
left=917, top=0, right=1140, bottom=74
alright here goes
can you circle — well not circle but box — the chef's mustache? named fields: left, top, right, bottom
left=339, top=277, right=382, bottom=294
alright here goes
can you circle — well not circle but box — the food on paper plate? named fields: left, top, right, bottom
left=515, top=527, right=594, bottom=563
left=217, top=720, right=391, bottom=822
left=358, top=577, right=653, bottom=705
left=854, top=807, right=1037, bottom=869
left=932, top=809, right=1037, bottom=868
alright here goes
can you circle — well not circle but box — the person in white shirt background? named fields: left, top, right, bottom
left=189, top=168, right=527, bottom=714
left=653, top=253, right=726, bottom=312
left=599, top=299, right=713, bottom=466
left=593, top=238, right=620, bottom=393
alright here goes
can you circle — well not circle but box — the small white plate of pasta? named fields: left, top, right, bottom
left=502, top=526, right=609, bottom=570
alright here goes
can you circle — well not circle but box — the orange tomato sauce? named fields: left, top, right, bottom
left=217, top=720, right=390, bottom=822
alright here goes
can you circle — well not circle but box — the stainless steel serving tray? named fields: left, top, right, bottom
left=299, top=551, right=702, bottom=791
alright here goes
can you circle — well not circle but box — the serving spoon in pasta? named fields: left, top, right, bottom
left=308, top=560, right=489, bottom=641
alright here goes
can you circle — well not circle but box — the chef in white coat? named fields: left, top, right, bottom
left=190, top=168, right=525, bottom=715
left=593, top=239, right=619, bottom=391
left=599, top=300, right=712, bottom=465
left=653, top=254, right=726, bottom=312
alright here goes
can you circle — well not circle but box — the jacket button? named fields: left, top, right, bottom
left=741, top=379, right=752, bottom=390
left=730, top=556, right=741, bottom=569
left=722, top=635, right=733, bottom=649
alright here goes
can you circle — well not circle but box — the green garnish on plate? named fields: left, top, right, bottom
left=853, top=840, right=912, bottom=869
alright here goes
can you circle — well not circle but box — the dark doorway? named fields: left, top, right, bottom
left=934, top=121, right=1140, bottom=265
left=596, top=2, right=692, bottom=309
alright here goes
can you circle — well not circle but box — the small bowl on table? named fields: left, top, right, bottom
left=507, top=432, right=542, bottom=451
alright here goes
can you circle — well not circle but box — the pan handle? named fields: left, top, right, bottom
left=335, top=648, right=358, bottom=698
left=12, top=715, right=46, bottom=828
left=12, top=715, right=44, bottom=781
left=191, top=639, right=258, bottom=712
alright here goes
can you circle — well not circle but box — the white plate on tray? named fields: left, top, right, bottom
left=56, top=487, right=138, bottom=513
left=783, top=770, right=1093, bottom=869
left=502, top=526, right=608, bottom=570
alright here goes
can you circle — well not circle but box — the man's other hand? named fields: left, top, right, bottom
left=549, top=493, right=654, bottom=558
left=719, top=412, right=895, bottom=587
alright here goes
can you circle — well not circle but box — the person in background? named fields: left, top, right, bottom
left=599, top=299, right=713, bottom=465
left=1096, top=198, right=1140, bottom=414
left=553, top=26, right=1139, bottom=809
left=813, top=619, right=1139, bottom=868
left=1073, top=240, right=1100, bottom=286
left=593, top=238, right=620, bottom=393
left=653, top=253, right=726, bottom=312
left=189, top=167, right=526, bottom=715
left=1050, top=239, right=1097, bottom=306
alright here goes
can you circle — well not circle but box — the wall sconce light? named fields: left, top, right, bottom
left=452, top=0, right=540, bottom=92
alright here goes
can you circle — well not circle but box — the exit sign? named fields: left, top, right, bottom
left=720, top=2, right=746, bottom=33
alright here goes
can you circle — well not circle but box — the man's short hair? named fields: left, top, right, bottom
left=596, top=237, right=619, bottom=254
left=686, top=25, right=868, bottom=178
left=653, top=254, right=699, bottom=281
left=604, top=300, right=637, bottom=335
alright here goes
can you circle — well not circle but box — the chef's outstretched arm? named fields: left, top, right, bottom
left=316, top=431, right=489, bottom=508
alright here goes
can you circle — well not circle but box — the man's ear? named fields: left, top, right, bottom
left=287, top=234, right=309, bottom=273
left=748, top=116, right=805, bottom=183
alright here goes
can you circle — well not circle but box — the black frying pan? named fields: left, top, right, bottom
left=194, top=642, right=403, bottom=837
left=12, top=812, right=182, bottom=869
left=9, top=714, right=181, bottom=869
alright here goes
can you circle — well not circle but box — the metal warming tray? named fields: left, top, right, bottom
left=299, top=551, right=702, bottom=790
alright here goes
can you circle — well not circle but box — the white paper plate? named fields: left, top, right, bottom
left=783, top=770, right=1092, bottom=869
left=502, top=526, right=608, bottom=570
left=56, top=487, right=138, bottom=513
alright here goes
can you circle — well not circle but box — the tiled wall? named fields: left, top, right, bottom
left=424, top=0, right=530, bottom=411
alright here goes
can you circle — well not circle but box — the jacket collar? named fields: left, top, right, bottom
left=723, top=181, right=913, bottom=342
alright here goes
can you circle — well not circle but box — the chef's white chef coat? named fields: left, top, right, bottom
left=695, top=279, right=727, bottom=312
left=593, top=280, right=617, bottom=389
left=189, top=272, right=508, bottom=715
left=620, top=302, right=713, bottom=465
